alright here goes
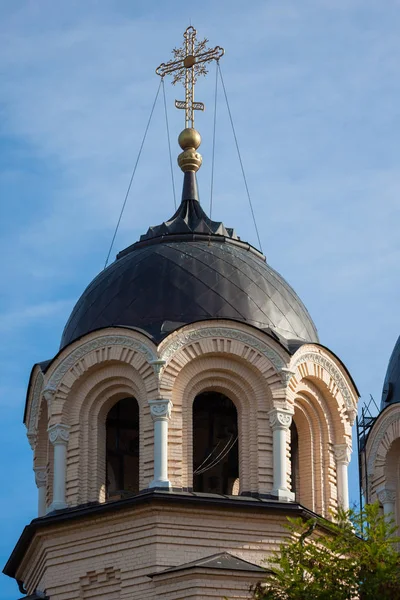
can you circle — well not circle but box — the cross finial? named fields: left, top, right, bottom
left=156, top=26, right=224, bottom=130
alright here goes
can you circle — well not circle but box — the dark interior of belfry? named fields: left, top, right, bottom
left=106, top=398, right=140, bottom=498
left=193, top=392, right=239, bottom=495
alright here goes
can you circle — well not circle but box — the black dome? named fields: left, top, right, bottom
left=381, top=336, right=400, bottom=409
left=61, top=173, right=318, bottom=350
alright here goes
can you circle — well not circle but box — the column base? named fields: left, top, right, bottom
left=149, top=479, right=172, bottom=489
left=47, top=501, right=69, bottom=513
left=272, top=488, right=295, bottom=502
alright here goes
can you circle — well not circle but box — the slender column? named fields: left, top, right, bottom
left=149, top=399, right=172, bottom=489
left=268, top=408, right=295, bottom=501
left=34, top=466, right=47, bottom=517
left=334, top=444, right=351, bottom=511
left=377, top=489, right=397, bottom=523
left=47, top=424, right=70, bottom=511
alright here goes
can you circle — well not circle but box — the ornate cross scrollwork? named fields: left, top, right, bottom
left=156, top=26, right=224, bottom=129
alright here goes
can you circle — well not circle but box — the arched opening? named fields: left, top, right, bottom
left=193, top=391, right=239, bottom=494
left=290, top=420, right=299, bottom=498
left=106, top=397, right=139, bottom=499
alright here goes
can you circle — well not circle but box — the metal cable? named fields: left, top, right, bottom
left=217, top=63, right=263, bottom=252
left=104, top=79, right=162, bottom=269
left=162, top=78, right=177, bottom=210
left=194, top=435, right=238, bottom=475
left=209, top=60, right=219, bottom=218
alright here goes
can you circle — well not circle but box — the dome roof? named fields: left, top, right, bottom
left=60, top=173, right=318, bottom=350
left=381, top=336, right=400, bottom=409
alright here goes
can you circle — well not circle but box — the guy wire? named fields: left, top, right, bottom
left=162, top=78, right=177, bottom=210
left=218, top=63, right=263, bottom=253
left=104, top=79, right=162, bottom=269
left=209, top=60, right=219, bottom=218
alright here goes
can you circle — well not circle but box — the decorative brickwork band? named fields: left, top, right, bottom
left=333, top=443, right=351, bottom=511
left=268, top=408, right=294, bottom=501
left=149, top=399, right=172, bottom=489
left=34, top=466, right=47, bottom=517
left=47, top=423, right=70, bottom=512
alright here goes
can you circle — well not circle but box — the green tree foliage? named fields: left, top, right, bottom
left=252, top=504, right=400, bottom=600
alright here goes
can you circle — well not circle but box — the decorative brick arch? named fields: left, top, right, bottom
left=293, top=383, right=334, bottom=516
left=26, top=367, right=44, bottom=449
left=43, top=331, right=159, bottom=424
left=367, top=405, right=400, bottom=482
left=289, top=345, right=358, bottom=431
left=287, top=346, right=357, bottom=516
left=159, top=322, right=287, bottom=382
left=65, top=363, right=152, bottom=505
left=165, top=348, right=276, bottom=494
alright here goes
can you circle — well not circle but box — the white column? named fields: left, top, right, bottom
left=149, top=399, right=172, bottom=489
left=268, top=408, right=295, bottom=501
left=334, top=444, right=351, bottom=511
left=34, top=466, right=47, bottom=517
left=377, top=489, right=396, bottom=523
left=47, top=424, right=70, bottom=512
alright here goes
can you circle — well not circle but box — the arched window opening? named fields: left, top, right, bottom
left=106, top=397, right=139, bottom=499
left=290, top=421, right=299, bottom=498
left=193, top=391, right=238, bottom=495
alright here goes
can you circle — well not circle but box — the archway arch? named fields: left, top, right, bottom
left=192, top=391, right=239, bottom=495
left=105, top=397, right=140, bottom=499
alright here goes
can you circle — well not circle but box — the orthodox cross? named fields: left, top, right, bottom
left=156, top=26, right=224, bottom=129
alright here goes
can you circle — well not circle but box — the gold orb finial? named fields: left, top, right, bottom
left=177, top=128, right=202, bottom=172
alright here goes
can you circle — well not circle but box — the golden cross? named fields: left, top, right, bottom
left=156, top=26, right=224, bottom=129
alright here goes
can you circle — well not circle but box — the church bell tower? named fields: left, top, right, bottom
left=4, top=27, right=359, bottom=600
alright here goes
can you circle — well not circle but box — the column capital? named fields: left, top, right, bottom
left=279, top=368, right=296, bottom=385
left=149, top=399, right=172, bottom=422
left=268, top=407, right=293, bottom=431
left=333, top=443, right=352, bottom=466
left=43, top=386, right=56, bottom=405
left=377, top=488, right=396, bottom=505
left=48, top=423, right=70, bottom=445
left=34, top=466, right=47, bottom=488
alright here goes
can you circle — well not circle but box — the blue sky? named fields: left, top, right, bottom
left=1, top=0, right=400, bottom=597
